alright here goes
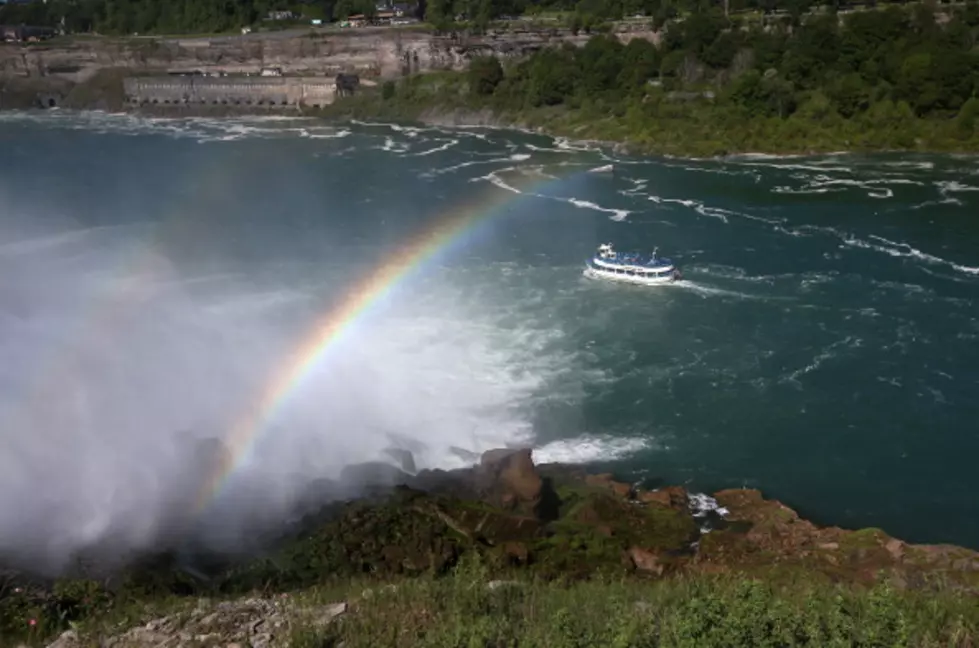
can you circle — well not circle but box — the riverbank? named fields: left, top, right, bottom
left=312, top=71, right=979, bottom=158
left=4, top=449, right=979, bottom=646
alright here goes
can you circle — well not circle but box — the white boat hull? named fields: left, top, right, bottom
left=583, top=266, right=678, bottom=286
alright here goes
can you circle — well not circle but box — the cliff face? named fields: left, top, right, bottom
left=0, top=24, right=656, bottom=109
left=0, top=28, right=572, bottom=81
left=4, top=447, right=979, bottom=647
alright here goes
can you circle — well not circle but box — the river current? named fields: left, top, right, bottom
left=1, top=111, right=977, bottom=560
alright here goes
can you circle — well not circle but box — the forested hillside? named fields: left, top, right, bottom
left=4, top=0, right=974, bottom=35
left=329, top=1, right=979, bottom=154
left=469, top=4, right=979, bottom=122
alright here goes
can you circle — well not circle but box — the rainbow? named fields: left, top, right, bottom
left=193, top=168, right=569, bottom=514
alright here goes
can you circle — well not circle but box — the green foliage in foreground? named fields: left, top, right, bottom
left=314, top=561, right=974, bottom=648
left=5, top=554, right=979, bottom=647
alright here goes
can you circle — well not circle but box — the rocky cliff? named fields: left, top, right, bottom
left=4, top=446, right=979, bottom=646
left=0, top=24, right=655, bottom=111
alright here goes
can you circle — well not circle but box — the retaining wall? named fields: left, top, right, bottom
left=123, top=76, right=336, bottom=108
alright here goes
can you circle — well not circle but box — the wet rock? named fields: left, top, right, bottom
left=628, top=547, right=665, bottom=576
left=478, top=448, right=543, bottom=513
left=585, top=473, right=634, bottom=499
left=340, top=461, right=413, bottom=491
left=384, top=448, right=417, bottom=474
left=637, top=486, right=689, bottom=511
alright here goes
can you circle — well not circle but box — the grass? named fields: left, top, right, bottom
left=13, top=554, right=974, bottom=647
left=285, top=557, right=979, bottom=647
left=6, top=474, right=979, bottom=647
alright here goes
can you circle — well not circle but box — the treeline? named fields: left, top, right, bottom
left=2, top=0, right=964, bottom=35
left=0, top=0, right=327, bottom=35
left=466, top=2, right=979, bottom=126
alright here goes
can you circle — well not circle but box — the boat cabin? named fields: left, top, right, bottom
left=590, top=243, right=679, bottom=280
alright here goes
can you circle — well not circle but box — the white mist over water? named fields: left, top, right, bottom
left=0, top=210, right=591, bottom=575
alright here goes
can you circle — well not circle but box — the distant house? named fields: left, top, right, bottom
left=267, top=10, right=295, bottom=20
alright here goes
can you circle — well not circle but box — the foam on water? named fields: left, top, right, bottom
left=842, top=233, right=979, bottom=276
left=533, top=435, right=653, bottom=465
left=3, top=111, right=979, bottom=555
left=0, top=213, right=621, bottom=568
left=467, top=168, right=633, bottom=221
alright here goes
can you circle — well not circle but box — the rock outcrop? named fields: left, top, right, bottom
left=0, top=23, right=657, bottom=110
left=477, top=448, right=543, bottom=513
left=43, top=598, right=348, bottom=648
left=5, top=447, right=979, bottom=647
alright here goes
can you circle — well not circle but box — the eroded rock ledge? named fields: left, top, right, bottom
left=6, top=447, right=979, bottom=647
left=236, top=448, right=979, bottom=593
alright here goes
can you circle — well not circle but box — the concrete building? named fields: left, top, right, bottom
left=123, top=76, right=337, bottom=109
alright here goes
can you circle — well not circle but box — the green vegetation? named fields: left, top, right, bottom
left=4, top=0, right=977, bottom=38
left=295, top=560, right=979, bottom=647
left=4, top=555, right=979, bottom=647
left=323, top=1, right=979, bottom=155
left=3, top=469, right=979, bottom=646
left=0, top=0, right=323, bottom=36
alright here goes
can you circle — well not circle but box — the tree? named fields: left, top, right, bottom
left=469, top=56, right=505, bottom=95
left=527, top=47, right=579, bottom=105
left=956, top=97, right=979, bottom=139
left=617, top=37, right=661, bottom=92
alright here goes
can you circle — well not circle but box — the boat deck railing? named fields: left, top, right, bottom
left=597, top=254, right=674, bottom=269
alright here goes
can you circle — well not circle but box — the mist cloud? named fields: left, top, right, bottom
left=0, top=207, right=586, bottom=577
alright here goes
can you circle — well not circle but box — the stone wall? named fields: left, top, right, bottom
left=1, top=25, right=654, bottom=83
left=0, top=24, right=657, bottom=110
left=123, top=76, right=336, bottom=108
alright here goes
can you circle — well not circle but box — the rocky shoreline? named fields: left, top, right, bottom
left=310, top=448, right=979, bottom=589
left=4, top=447, right=979, bottom=646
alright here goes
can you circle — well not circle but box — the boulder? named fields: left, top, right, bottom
left=478, top=448, right=543, bottom=513
left=637, top=486, right=689, bottom=511
left=627, top=547, right=665, bottom=576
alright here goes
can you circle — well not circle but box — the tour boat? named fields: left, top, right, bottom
left=583, top=243, right=682, bottom=286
